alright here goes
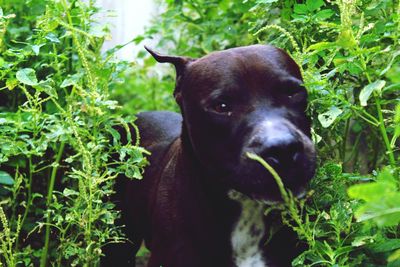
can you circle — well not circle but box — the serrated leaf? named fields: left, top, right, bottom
left=0, top=171, right=14, bottom=185
left=318, top=106, right=343, bottom=128
left=16, top=68, right=38, bottom=86
left=359, top=80, right=386, bottom=106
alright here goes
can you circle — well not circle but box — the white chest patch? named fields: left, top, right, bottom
left=229, top=190, right=268, bottom=267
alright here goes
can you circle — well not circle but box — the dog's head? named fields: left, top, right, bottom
left=146, top=45, right=316, bottom=202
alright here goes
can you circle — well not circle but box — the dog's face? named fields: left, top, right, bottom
left=146, top=45, right=316, bottom=202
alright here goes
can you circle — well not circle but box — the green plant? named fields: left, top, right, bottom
left=253, top=1, right=399, bottom=265
left=0, top=0, right=146, bottom=266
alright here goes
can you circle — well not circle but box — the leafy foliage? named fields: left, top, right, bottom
left=0, top=1, right=146, bottom=266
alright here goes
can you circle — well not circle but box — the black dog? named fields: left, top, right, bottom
left=103, top=45, right=316, bottom=267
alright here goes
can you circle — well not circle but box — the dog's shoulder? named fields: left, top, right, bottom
left=136, top=111, right=182, bottom=149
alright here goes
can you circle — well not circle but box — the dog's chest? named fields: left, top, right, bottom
left=230, top=192, right=268, bottom=267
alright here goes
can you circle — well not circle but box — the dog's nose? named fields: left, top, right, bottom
left=246, top=123, right=304, bottom=168
left=259, top=136, right=303, bottom=167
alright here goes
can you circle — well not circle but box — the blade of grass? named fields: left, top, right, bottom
left=246, top=152, right=289, bottom=203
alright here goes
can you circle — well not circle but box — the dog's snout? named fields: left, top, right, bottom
left=248, top=133, right=303, bottom=167
left=263, top=136, right=303, bottom=166
left=245, top=119, right=305, bottom=169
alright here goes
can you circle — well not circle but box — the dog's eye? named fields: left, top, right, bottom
left=213, top=101, right=232, bottom=115
left=287, top=90, right=307, bottom=102
left=280, top=87, right=307, bottom=103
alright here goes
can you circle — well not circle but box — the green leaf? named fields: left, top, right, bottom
left=35, top=78, right=58, bottom=99
left=6, top=78, right=18, bottom=90
left=16, top=68, right=38, bottom=86
left=318, top=106, right=343, bottom=128
left=359, top=80, right=386, bottom=106
left=348, top=181, right=397, bottom=202
left=351, top=235, right=374, bottom=247
left=348, top=167, right=400, bottom=227
left=392, top=104, right=400, bottom=147
left=63, top=188, right=79, bottom=197
left=256, top=0, right=279, bottom=3
left=45, top=33, right=60, bottom=43
left=291, top=13, right=308, bottom=22
left=307, top=41, right=336, bottom=52
left=106, top=125, right=121, bottom=145
left=60, top=74, right=82, bottom=88
left=354, top=194, right=400, bottom=227
left=306, top=0, right=324, bottom=11
left=314, top=9, right=334, bottom=20
left=369, top=239, right=400, bottom=253
left=336, top=29, right=357, bottom=48
left=377, top=167, right=397, bottom=183
left=31, top=44, right=44, bottom=56
left=389, top=249, right=400, bottom=263
left=294, top=4, right=308, bottom=14
left=0, top=171, right=14, bottom=185
left=380, top=50, right=400, bottom=76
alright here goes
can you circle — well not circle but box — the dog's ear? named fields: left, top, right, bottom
left=144, top=46, right=193, bottom=79
left=145, top=46, right=194, bottom=105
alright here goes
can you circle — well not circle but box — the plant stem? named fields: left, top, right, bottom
left=357, top=50, right=396, bottom=167
left=40, top=141, right=65, bottom=267
left=341, top=118, right=350, bottom=163
left=16, top=157, right=33, bottom=249
left=374, top=95, right=396, bottom=167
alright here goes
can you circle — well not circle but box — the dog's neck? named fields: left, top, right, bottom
left=229, top=190, right=270, bottom=267
left=174, top=132, right=270, bottom=267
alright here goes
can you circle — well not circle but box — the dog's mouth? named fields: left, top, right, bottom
left=224, top=153, right=315, bottom=203
left=248, top=185, right=307, bottom=204
left=227, top=173, right=311, bottom=203
left=228, top=186, right=307, bottom=206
